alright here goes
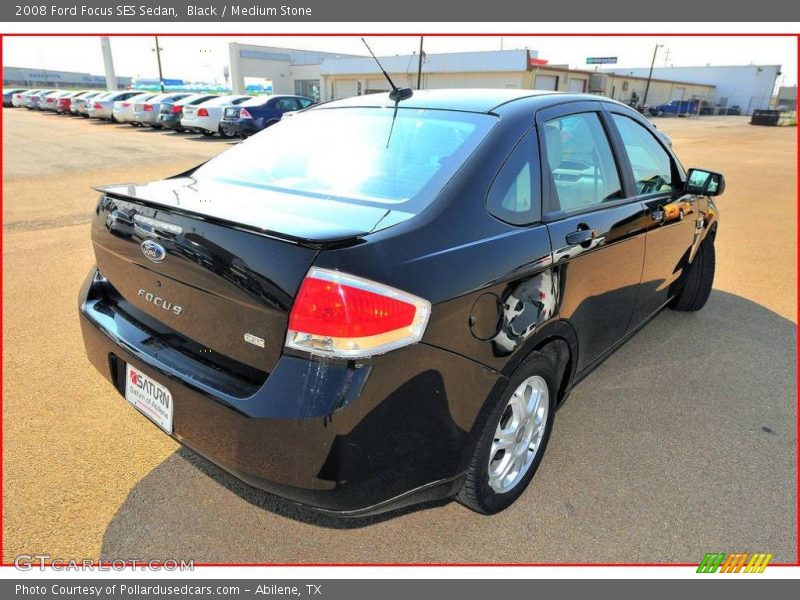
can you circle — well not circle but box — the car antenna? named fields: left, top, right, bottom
left=361, top=38, right=413, bottom=103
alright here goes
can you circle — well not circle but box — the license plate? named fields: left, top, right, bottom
left=125, top=364, right=173, bottom=433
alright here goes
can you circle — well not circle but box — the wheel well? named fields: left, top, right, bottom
left=534, top=337, right=572, bottom=406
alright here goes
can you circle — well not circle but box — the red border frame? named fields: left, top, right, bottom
left=0, top=31, right=797, bottom=570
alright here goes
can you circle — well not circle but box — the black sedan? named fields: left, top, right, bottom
left=79, top=90, right=723, bottom=516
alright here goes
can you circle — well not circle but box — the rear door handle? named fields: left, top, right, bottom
left=565, top=228, right=596, bottom=246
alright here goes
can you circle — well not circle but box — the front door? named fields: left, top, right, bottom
left=606, top=109, right=700, bottom=326
left=538, top=102, right=648, bottom=372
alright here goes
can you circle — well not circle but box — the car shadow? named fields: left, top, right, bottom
left=99, top=290, right=796, bottom=563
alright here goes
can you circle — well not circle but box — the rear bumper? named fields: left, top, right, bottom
left=78, top=268, right=501, bottom=515
left=134, top=111, right=160, bottom=125
left=159, top=114, right=183, bottom=129
left=220, top=119, right=259, bottom=136
left=180, top=118, right=215, bottom=133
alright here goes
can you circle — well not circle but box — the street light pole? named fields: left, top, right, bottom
left=153, top=35, right=165, bottom=92
left=642, top=44, right=662, bottom=108
left=417, top=36, right=424, bottom=90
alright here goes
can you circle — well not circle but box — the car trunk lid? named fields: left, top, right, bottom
left=92, top=177, right=412, bottom=375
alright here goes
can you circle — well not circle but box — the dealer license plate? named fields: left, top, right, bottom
left=124, top=364, right=173, bottom=434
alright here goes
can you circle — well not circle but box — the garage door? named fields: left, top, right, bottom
left=534, top=75, right=558, bottom=91
left=335, top=80, right=359, bottom=99
left=568, top=78, right=587, bottom=92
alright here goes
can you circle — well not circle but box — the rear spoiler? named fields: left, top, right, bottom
left=91, top=183, right=367, bottom=250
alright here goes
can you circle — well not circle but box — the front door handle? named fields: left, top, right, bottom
left=565, top=228, right=596, bottom=246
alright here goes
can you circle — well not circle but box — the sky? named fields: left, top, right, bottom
left=3, top=36, right=797, bottom=88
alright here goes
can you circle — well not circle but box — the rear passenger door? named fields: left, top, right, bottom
left=537, top=101, right=649, bottom=372
left=605, top=108, right=699, bottom=326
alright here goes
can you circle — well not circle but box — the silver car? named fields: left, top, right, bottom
left=12, top=89, right=40, bottom=108
left=25, top=89, right=56, bottom=110
left=132, top=92, right=193, bottom=128
left=87, top=90, right=139, bottom=120
left=40, top=90, right=75, bottom=112
left=112, top=92, right=158, bottom=124
left=72, top=91, right=104, bottom=116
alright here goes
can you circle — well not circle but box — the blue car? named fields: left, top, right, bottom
left=219, top=94, right=314, bottom=137
left=648, top=99, right=699, bottom=117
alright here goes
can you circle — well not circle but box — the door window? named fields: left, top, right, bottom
left=611, top=114, right=677, bottom=195
left=544, top=112, right=623, bottom=212
left=275, top=98, right=300, bottom=111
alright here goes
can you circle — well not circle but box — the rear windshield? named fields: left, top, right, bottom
left=200, top=95, right=250, bottom=107
left=182, top=95, right=216, bottom=106
left=194, top=106, right=496, bottom=210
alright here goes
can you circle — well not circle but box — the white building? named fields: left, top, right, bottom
left=320, top=49, right=540, bottom=100
left=227, top=43, right=360, bottom=101
left=603, top=64, right=782, bottom=114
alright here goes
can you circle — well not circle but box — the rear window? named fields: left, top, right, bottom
left=183, top=95, right=216, bottom=106
left=201, top=96, right=250, bottom=107
left=194, top=106, right=496, bottom=210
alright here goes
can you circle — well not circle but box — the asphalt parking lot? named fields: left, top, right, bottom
left=2, top=108, right=797, bottom=564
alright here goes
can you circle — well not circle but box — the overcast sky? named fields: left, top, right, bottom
left=3, top=36, right=796, bottom=88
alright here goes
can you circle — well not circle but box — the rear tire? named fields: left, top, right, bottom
left=670, top=237, right=715, bottom=312
left=218, top=126, right=235, bottom=138
left=457, top=352, right=556, bottom=515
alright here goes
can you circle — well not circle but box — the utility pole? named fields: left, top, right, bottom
left=152, top=35, right=165, bottom=92
left=642, top=44, right=663, bottom=108
left=417, top=36, right=424, bottom=90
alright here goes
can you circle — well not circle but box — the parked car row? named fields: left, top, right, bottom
left=4, top=87, right=314, bottom=138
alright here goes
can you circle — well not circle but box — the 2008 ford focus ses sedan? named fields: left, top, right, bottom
left=79, top=90, right=724, bottom=515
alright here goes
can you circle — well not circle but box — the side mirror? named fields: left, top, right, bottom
left=685, top=168, right=725, bottom=197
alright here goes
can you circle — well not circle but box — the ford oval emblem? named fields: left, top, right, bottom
left=140, top=239, right=167, bottom=263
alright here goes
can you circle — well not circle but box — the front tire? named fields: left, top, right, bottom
left=670, top=237, right=715, bottom=311
left=457, top=352, right=556, bottom=514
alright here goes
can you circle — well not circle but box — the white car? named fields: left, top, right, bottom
left=181, top=94, right=252, bottom=137
left=87, top=90, right=139, bottom=120
left=112, top=92, right=158, bottom=124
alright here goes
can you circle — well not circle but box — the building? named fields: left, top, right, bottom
left=227, top=43, right=360, bottom=101
left=2, top=66, right=131, bottom=90
left=775, top=85, right=797, bottom=110
left=318, top=49, right=716, bottom=106
left=603, top=65, right=781, bottom=114
left=526, top=65, right=715, bottom=107
left=320, top=49, right=538, bottom=100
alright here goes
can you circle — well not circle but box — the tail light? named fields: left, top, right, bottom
left=286, top=268, right=430, bottom=358
left=122, top=102, right=130, bottom=108
left=171, top=105, right=182, bottom=113
left=93, top=103, right=102, bottom=109
left=59, top=98, right=70, bottom=105
left=196, top=108, right=209, bottom=117
left=240, top=108, right=252, bottom=119
left=143, top=104, right=153, bottom=111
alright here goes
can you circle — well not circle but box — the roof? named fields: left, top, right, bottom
left=321, top=49, right=533, bottom=76
left=533, top=65, right=716, bottom=88
left=315, top=88, right=560, bottom=113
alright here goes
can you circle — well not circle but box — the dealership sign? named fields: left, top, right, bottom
left=586, top=57, right=618, bottom=64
